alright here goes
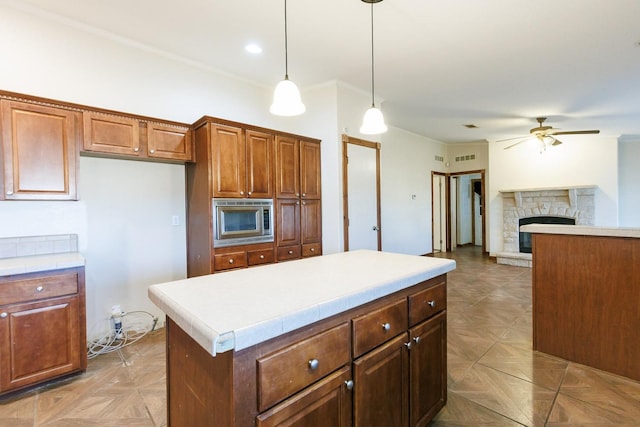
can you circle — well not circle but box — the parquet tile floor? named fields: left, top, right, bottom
left=1, top=246, right=639, bottom=426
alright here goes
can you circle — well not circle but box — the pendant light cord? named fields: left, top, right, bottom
left=370, top=3, right=375, bottom=107
left=284, top=0, right=289, bottom=80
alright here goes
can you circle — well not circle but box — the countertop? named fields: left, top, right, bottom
left=520, top=224, right=640, bottom=239
left=0, top=252, right=85, bottom=276
left=148, top=250, right=456, bottom=357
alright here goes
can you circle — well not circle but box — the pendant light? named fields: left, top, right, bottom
left=270, top=0, right=305, bottom=116
left=360, top=0, right=387, bottom=135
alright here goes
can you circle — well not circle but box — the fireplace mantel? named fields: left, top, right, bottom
left=496, top=185, right=597, bottom=267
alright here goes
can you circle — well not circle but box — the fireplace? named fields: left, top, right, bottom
left=518, top=216, right=576, bottom=253
left=497, top=186, right=596, bottom=267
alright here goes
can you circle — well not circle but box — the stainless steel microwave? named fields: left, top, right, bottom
left=212, top=198, right=273, bottom=247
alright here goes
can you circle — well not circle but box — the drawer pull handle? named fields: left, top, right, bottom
left=240, top=191, right=244, bottom=195
left=229, top=259, right=234, bottom=264
left=259, top=255, right=265, bottom=259
left=308, top=359, right=319, bottom=371
left=404, top=341, right=412, bottom=350
left=133, top=147, right=139, bottom=152
left=36, top=286, right=44, bottom=292
left=310, top=248, right=315, bottom=252
left=248, top=191, right=252, bottom=195
left=6, top=191, right=13, bottom=196
left=427, top=300, right=436, bottom=308
left=413, top=336, right=421, bottom=344
left=344, top=380, right=354, bottom=390
left=288, top=250, right=294, bottom=255
left=0, top=312, right=7, bottom=318
left=149, top=149, right=155, bottom=154
left=382, top=322, right=391, bottom=332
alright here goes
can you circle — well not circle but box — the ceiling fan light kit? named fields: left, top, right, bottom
left=270, top=0, right=305, bottom=116
left=359, top=0, right=388, bottom=135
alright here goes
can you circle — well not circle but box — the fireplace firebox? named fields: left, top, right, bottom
left=519, top=216, right=576, bottom=253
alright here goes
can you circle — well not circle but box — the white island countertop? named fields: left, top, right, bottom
left=148, top=250, right=456, bottom=357
left=521, top=224, right=640, bottom=239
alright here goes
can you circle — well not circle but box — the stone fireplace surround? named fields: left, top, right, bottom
left=496, top=185, right=596, bottom=267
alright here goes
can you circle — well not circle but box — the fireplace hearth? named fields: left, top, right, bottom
left=497, top=186, right=596, bottom=267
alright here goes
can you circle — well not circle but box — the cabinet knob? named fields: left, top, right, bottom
left=382, top=322, right=391, bottom=331
left=240, top=191, right=244, bottom=195
left=259, top=255, right=265, bottom=259
left=149, top=149, right=155, bottom=154
left=296, top=193, right=300, bottom=197
left=229, top=259, right=234, bottom=264
left=296, top=201, right=300, bottom=205
left=404, top=341, right=412, bottom=350
left=288, top=250, right=294, bottom=255
left=308, top=359, right=319, bottom=371
left=427, top=300, right=436, bottom=308
left=413, top=336, right=421, bottom=344
left=133, top=147, right=139, bottom=152
left=302, top=193, right=306, bottom=197
left=36, top=286, right=44, bottom=292
left=344, top=380, right=354, bottom=391
left=0, top=312, right=7, bottom=318
left=248, top=191, right=252, bottom=195
left=6, top=191, right=13, bottom=196
left=310, top=248, right=315, bottom=252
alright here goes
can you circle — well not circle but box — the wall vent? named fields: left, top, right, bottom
left=434, top=155, right=444, bottom=162
left=455, top=154, right=476, bottom=162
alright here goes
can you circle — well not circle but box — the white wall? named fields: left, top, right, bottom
left=618, top=137, right=640, bottom=226
left=488, top=135, right=619, bottom=255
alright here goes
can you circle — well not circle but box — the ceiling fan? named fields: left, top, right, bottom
left=499, top=117, right=600, bottom=150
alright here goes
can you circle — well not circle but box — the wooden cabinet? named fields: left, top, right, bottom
left=212, top=243, right=274, bottom=272
left=0, top=267, right=87, bottom=395
left=0, top=99, right=79, bottom=200
left=165, top=274, right=447, bottom=427
left=275, top=136, right=322, bottom=261
left=211, top=123, right=273, bottom=199
left=83, top=112, right=192, bottom=162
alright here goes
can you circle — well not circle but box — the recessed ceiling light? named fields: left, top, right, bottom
left=245, top=43, right=262, bottom=54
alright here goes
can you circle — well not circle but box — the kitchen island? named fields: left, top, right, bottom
left=148, top=249, right=456, bottom=426
left=523, top=224, right=640, bottom=382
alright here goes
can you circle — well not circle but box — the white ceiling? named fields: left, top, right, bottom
left=13, top=0, right=640, bottom=144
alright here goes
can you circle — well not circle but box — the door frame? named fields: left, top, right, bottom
left=431, top=169, right=486, bottom=253
left=342, top=134, right=382, bottom=251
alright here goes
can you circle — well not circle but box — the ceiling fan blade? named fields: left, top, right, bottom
left=550, top=130, right=600, bottom=136
left=504, top=139, right=527, bottom=149
left=496, top=135, right=528, bottom=142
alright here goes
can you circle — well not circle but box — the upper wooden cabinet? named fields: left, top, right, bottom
left=300, top=140, right=321, bottom=200
left=83, top=112, right=192, bottom=162
left=0, top=99, right=80, bottom=200
left=211, top=123, right=273, bottom=199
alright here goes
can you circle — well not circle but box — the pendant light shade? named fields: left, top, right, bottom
left=271, top=0, right=305, bottom=116
left=360, top=0, right=387, bottom=135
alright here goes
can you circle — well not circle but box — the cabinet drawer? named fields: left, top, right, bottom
left=257, top=322, right=350, bottom=412
left=352, top=298, right=407, bottom=358
left=0, top=272, right=78, bottom=305
left=302, top=243, right=321, bottom=258
left=277, top=245, right=301, bottom=261
left=213, top=251, right=247, bottom=271
left=408, top=282, right=446, bottom=326
left=248, top=248, right=274, bottom=266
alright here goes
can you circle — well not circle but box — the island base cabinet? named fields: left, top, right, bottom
left=256, top=366, right=352, bottom=427
left=409, top=311, right=447, bottom=427
left=353, top=333, right=409, bottom=427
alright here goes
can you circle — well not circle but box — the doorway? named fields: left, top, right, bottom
left=342, top=135, right=381, bottom=251
left=431, top=170, right=486, bottom=253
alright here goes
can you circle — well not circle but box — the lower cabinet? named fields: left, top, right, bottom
left=212, top=243, right=275, bottom=272
left=165, top=274, right=448, bottom=427
left=0, top=267, right=87, bottom=395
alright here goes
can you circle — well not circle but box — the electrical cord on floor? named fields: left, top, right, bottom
left=87, top=310, right=159, bottom=359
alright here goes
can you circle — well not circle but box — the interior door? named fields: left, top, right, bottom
left=343, top=136, right=381, bottom=251
left=432, top=173, right=446, bottom=253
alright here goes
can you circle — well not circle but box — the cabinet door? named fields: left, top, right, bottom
left=246, top=130, right=274, bottom=198
left=0, top=100, right=79, bottom=200
left=0, top=295, right=82, bottom=393
left=409, top=311, right=447, bottom=427
left=147, top=122, right=192, bottom=161
left=301, top=198, right=322, bottom=245
left=275, top=135, right=299, bottom=199
left=256, top=366, right=352, bottom=427
left=276, top=198, right=301, bottom=248
left=300, top=140, right=321, bottom=200
left=83, top=112, right=140, bottom=156
left=211, top=124, right=246, bottom=198
left=353, top=333, right=409, bottom=427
